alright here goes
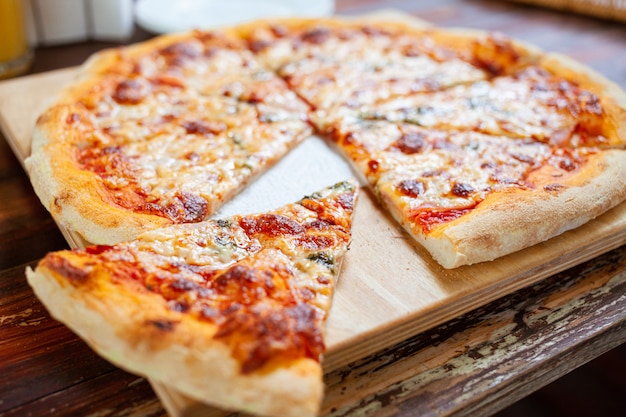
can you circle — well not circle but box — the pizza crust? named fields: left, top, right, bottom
left=383, top=149, right=626, bottom=268
left=26, top=263, right=323, bottom=417
left=27, top=110, right=173, bottom=245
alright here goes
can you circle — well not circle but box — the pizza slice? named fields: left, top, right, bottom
left=25, top=29, right=312, bottom=246
left=26, top=180, right=357, bottom=417
left=243, top=19, right=539, bottom=111
left=342, top=64, right=626, bottom=147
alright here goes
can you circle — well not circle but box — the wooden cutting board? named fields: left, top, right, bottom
left=2, top=10, right=626, bottom=417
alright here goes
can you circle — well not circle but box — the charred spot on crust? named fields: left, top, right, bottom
left=544, top=183, right=566, bottom=192
left=52, top=191, right=71, bottom=212
left=147, top=319, right=178, bottom=332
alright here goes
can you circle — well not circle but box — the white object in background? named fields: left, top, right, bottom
left=32, top=0, right=88, bottom=45
left=88, top=0, right=134, bottom=41
left=135, top=0, right=335, bottom=34
left=23, top=0, right=134, bottom=46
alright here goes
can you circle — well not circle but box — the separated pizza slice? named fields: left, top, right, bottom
left=26, top=180, right=357, bottom=417
left=26, top=28, right=312, bottom=246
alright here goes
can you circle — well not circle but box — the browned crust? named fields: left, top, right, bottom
left=25, top=261, right=323, bottom=417
left=383, top=149, right=626, bottom=268
left=539, top=52, right=626, bottom=147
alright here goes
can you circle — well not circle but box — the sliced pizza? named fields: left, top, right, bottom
left=26, top=180, right=357, bottom=417
left=25, top=29, right=312, bottom=245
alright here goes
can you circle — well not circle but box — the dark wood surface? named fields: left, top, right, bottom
left=1, top=1, right=625, bottom=416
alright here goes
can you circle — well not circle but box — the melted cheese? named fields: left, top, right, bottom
left=75, top=33, right=311, bottom=222
left=356, top=67, right=605, bottom=145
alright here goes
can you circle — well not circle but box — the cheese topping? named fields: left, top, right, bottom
left=371, top=127, right=591, bottom=232
left=355, top=67, right=606, bottom=146
left=41, top=20, right=618, bottom=258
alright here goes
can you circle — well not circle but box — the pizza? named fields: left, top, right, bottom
left=23, top=15, right=626, bottom=416
left=26, top=180, right=357, bottom=417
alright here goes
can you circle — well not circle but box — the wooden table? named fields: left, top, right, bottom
left=1, top=1, right=625, bottom=416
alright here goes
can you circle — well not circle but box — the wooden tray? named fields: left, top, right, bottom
left=2, top=10, right=626, bottom=417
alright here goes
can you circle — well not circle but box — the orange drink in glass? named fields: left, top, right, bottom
left=0, top=0, right=32, bottom=79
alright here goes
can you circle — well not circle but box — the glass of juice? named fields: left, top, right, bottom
left=0, top=0, right=32, bottom=79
